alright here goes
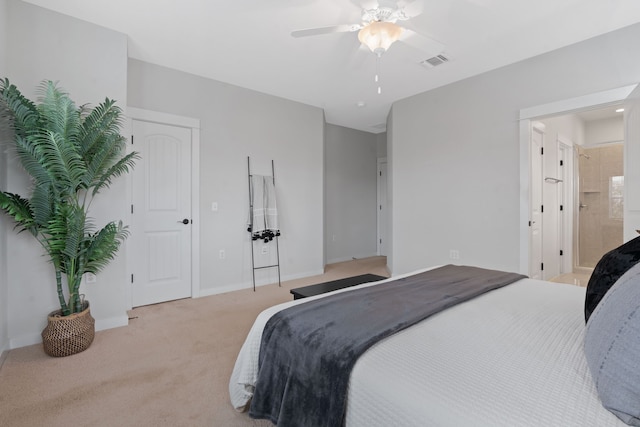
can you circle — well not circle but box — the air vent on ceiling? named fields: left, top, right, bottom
left=420, top=54, right=450, bottom=69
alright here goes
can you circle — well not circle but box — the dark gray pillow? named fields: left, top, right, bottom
left=584, top=261, right=640, bottom=426
left=585, top=236, right=640, bottom=322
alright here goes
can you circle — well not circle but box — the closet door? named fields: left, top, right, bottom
left=529, top=125, right=544, bottom=280
left=131, top=120, right=192, bottom=307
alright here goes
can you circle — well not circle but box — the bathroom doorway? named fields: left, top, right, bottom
left=532, top=105, right=624, bottom=282
left=520, top=84, right=639, bottom=281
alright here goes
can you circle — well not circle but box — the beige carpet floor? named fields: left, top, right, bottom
left=0, top=256, right=388, bottom=427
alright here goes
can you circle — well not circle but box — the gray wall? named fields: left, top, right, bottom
left=325, top=124, right=378, bottom=263
left=0, top=0, right=8, bottom=357
left=4, top=0, right=129, bottom=347
left=389, top=23, right=640, bottom=275
left=377, top=132, right=387, bottom=158
left=127, top=59, right=325, bottom=294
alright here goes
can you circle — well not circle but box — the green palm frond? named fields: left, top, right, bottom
left=92, top=151, right=139, bottom=196
left=44, top=206, right=69, bottom=269
left=83, top=130, right=130, bottom=192
left=13, top=134, right=54, bottom=187
left=59, top=205, right=87, bottom=261
left=0, top=78, right=40, bottom=137
left=36, top=81, right=81, bottom=146
left=78, top=98, right=123, bottom=160
left=0, top=191, right=37, bottom=236
left=84, top=221, right=128, bottom=274
left=30, top=182, right=56, bottom=228
left=43, top=131, right=86, bottom=193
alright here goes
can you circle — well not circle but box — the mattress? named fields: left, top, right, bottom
left=229, top=269, right=625, bottom=426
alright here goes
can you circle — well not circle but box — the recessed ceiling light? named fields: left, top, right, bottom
left=616, top=108, right=624, bottom=113
left=356, top=101, right=366, bottom=108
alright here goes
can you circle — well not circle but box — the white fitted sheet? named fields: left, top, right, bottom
left=229, top=270, right=624, bottom=426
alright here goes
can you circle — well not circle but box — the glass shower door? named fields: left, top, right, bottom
left=577, top=144, right=624, bottom=268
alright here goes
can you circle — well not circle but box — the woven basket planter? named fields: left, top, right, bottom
left=41, top=301, right=95, bottom=357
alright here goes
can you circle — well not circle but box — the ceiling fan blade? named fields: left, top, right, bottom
left=352, top=0, right=379, bottom=10
left=291, top=24, right=362, bottom=38
left=398, top=28, right=444, bottom=57
left=398, top=0, right=424, bottom=19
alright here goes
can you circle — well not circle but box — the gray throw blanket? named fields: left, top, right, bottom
left=249, top=265, right=526, bottom=427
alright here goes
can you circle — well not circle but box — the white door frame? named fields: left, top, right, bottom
left=519, top=84, right=637, bottom=275
left=557, top=136, right=574, bottom=275
left=125, top=107, right=201, bottom=309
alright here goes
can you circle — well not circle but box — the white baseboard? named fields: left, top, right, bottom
left=198, top=268, right=325, bottom=298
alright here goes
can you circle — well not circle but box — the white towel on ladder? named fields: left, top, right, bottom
left=264, top=176, right=278, bottom=231
left=250, top=175, right=278, bottom=234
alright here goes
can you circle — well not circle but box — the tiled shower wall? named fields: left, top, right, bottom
left=578, top=144, right=624, bottom=267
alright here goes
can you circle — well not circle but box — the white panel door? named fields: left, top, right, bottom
left=542, top=134, right=559, bottom=280
left=377, top=161, right=388, bottom=256
left=131, top=120, right=192, bottom=307
left=529, top=126, right=544, bottom=280
left=557, top=141, right=572, bottom=274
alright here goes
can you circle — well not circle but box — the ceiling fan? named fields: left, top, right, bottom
left=291, top=0, right=445, bottom=58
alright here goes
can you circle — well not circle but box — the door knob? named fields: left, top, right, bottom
left=178, top=218, right=190, bottom=224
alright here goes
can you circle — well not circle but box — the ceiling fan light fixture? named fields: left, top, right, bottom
left=358, top=21, right=403, bottom=55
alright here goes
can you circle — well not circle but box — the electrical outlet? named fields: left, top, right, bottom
left=261, top=246, right=268, bottom=255
left=219, top=249, right=225, bottom=260
left=449, top=249, right=460, bottom=260
left=85, top=273, right=97, bottom=284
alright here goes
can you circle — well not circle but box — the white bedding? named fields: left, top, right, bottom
left=229, top=269, right=625, bottom=426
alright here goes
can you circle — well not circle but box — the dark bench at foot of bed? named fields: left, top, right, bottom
left=290, top=274, right=387, bottom=300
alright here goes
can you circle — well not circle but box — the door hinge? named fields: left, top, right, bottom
left=560, top=160, right=564, bottom=166
left=379, top=238, right=382, bottom=244
left=560, top=205, right=563, bottom=211
left=541, top=205, right=544, bottom=213
left=541, top=263, right=544, bottom=271
left=379, top=171, right=382, bottom=176
left=131, top=274, right=134, bottom=283
left=541, top=147, right=544, bottom=155
left=131, top=204, right=134, bottom=214
left=131, top=135, right=134, bottom=145
left=379, top=205, right=382, bottom=210
left=528, top=220, right=532, bottom=227
left=560, top=250, right=564, bottom=256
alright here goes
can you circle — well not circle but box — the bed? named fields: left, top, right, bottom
left=229, top=257, right=640, bottom=427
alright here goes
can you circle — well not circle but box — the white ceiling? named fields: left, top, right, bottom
left=22, top=0, right=640, bottom=133
left=576, top=106, right=625, bottom=122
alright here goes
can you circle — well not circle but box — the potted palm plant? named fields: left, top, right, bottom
left=0, top=79, right=137, bottom=356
